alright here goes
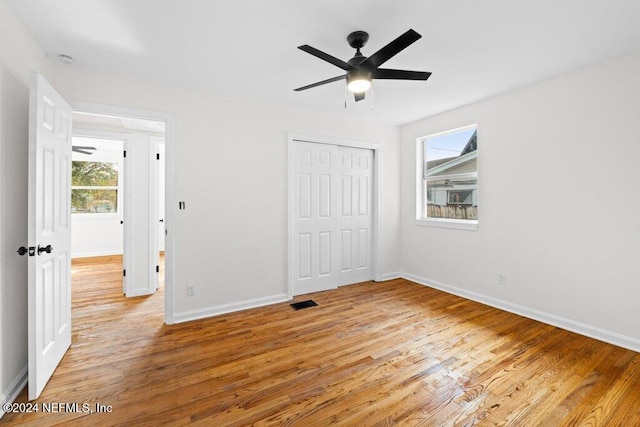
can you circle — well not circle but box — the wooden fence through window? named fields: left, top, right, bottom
left=427, top=205, right=477, bottom=220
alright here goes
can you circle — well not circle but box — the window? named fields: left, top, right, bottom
left=417, top=125, right=478, bottom=230
left=71, top=161, right=119, bottom=214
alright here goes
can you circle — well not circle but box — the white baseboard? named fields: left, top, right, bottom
left=403, top=273, right=640, bottom=353
left=0, top=365, right=28, bottom=419
left=379, top=272, right=402, bottom=281
left=173, top=293, right=290, bottom=324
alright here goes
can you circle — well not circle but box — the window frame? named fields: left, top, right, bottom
left=416, top=124, right=478, bottom=231
left=71, top=142, right=124, bottom=218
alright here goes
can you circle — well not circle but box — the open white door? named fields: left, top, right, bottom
left=27, top=72, right=72, bottom=400
left=149, top=137, right=165, bottom=292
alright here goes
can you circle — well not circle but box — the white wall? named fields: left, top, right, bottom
left=50, top=63, right=401, bottom=321
left=400, top=52, right=640, bottom=351
left=0, top=0, right=53, bottom=411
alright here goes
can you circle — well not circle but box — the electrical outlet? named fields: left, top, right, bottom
left=498, top=273, right=507, bottom=286
left=187, top=283, right=196, bottom=297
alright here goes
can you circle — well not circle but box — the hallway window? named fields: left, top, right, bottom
left=71, top=161, right=119, bottom=213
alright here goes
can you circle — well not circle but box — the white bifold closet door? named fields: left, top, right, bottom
left=292, top=141, right=373, bottom=296
left=337, top=146, right=373, bottom=285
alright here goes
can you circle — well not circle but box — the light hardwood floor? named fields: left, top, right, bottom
left=3, top=255, right=640, bottom=426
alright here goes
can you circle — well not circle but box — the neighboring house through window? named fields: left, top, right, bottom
left=417, top=124, right=478, bottom=230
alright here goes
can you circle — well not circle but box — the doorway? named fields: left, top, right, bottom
left=69, top=103, right=175, bottom=324
left=71, top=113, right=165, bottom=299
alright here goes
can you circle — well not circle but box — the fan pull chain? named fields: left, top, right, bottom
left=344, top=84, right=348, bottom=108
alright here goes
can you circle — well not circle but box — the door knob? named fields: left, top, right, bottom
left=37, top=244, right=53, bottom=255
left=17, top=246, right=28, bottom=256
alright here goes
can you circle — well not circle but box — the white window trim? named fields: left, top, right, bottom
left=415, top=124, right=478, bottom=231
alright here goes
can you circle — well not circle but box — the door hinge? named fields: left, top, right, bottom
left=156, top=265, right=160, bottom=273
left=156, top=153, right=160, bottom=160
left=123, top=150, right=127, bottom=158
left=123, top=269, right=126, bottom=277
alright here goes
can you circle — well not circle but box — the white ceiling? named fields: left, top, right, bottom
left=5, top=0, right=640, bottom=125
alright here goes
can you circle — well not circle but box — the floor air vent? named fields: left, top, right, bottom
left=290, top=300, right=318, bottom=310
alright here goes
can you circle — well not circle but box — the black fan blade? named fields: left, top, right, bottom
left=294, top=75, right=346, bottom=91
left=298, top=45, right=354, bottom=71
left=354, top=92, right=365, bottom=102
left=73, top=149, right=94, bottom=155
left=73, top=146, right=97, bottom=150
left=373, top=68, right=432, bottom=80
left=361, top=29, right=422, bottom=69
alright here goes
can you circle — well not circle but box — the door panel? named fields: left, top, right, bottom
left=318, top=174, right=331, bottom=217
left=358, top=176, right=369, bottom=215
left=28, top=72, right=72, bottom=399
left=357, top=228, right=369, bottom=269
left=298, top=233, right=312, bottom=279
left=340, top=230, right=352, bottom=271
left=298, top=174, right=311, bottom=218
left=341, top=176, right=352, bottom=216
left=318, top=232, right=332, bottom=276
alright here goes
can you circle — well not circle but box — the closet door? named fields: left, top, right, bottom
left=291, top=142, right=339, bottom=295
left=337, top=147, right=373, bottom=285
left=291, top=142, right=374, bottom=296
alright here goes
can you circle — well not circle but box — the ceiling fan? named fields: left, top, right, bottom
left=294, top=29, right=431, bottom=102
left=72, top=146, right=96, bottom=155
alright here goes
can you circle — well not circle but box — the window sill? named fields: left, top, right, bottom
left=72, top=213, right=120, bottom=219
left=416, top=218, right=478, bottom=231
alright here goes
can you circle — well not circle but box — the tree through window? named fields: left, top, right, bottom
left=71, top=161, right=119, bottom=213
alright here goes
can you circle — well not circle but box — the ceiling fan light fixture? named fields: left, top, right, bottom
left=347, top=71, right=372, bottom=93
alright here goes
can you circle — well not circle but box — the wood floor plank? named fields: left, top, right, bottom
left=2, top=255, right=640, bottom=426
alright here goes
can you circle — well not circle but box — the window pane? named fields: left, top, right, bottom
left=424, top=128, right=477, bottom=178
left=71, top=189, right=118, bottom=213
left=422, top=125, right=478, bottom=222
left=72, top=161, right=118, bottom=186
left=425, top=178, right=477, bottom=220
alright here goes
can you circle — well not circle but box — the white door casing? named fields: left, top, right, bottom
left=157, top=142, right=166, bottom=253
left=28, top=72, right=72, bottom=400
left=123, top=139, right=132, bottom=295
left=289, top=134, right=379, bottom=297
